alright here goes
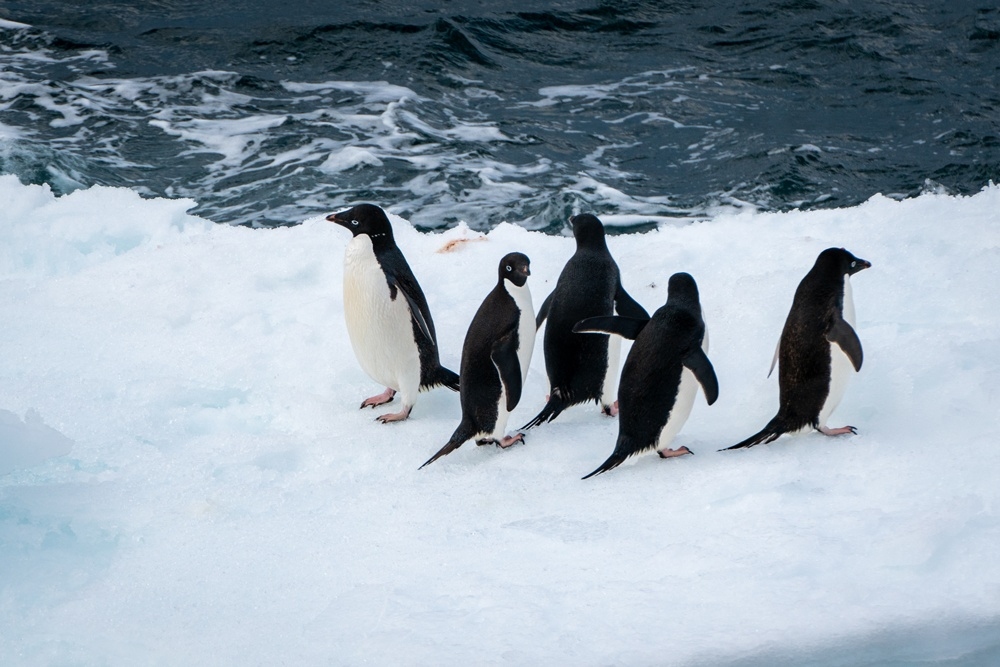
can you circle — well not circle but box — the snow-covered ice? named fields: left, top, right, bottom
left=1, top=174, right=999, bottom=664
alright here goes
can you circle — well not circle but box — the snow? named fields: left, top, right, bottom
left=1, top=173, right=999, bottom=664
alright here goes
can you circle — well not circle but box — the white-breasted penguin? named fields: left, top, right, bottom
left=575, top=272, right=718, bottom=478
left=328, top=203, right=459, bottom=423
left=521, top=213, right=648, bottom=429
left=723, top=247, right=871, bottom=450
left=420, top=253, right=535, bottom=468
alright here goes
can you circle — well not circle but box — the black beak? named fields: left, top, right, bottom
left=327, top=211, right=350, bottom=228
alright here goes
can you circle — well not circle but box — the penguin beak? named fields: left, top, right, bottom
left=326, top=210, right=351, bottom=228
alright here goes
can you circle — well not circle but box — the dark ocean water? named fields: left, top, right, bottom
left=1, top=1, right=998, bottom=232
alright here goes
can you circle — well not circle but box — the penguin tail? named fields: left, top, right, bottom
left=720, top=416, right=787, bottom=451
left=423, top=365, right=460, bottom=392
left=582, top=434, right=643, bottom=479
left=520, top=394, right=567, bottom=431
left=582, top=451, right=628, bottom=480
left=420, top=420, right=476, bottom=469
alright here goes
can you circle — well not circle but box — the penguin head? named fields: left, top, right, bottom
left=818, top=247, right=872, bottom=276
left=569, top=213, right=608, bottom=249
left=666, top=272, right=701, bottom=311
left=327, top=203, right=395, bottom=241
left=499, top=252, right=531, bottom=287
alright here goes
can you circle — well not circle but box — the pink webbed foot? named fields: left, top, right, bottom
left=657, top=446, right=693, bottom=458
left=602, top=400, right=619, bottom=417
left=361, top=388, right=396, bottom=409
left=376, top=405, right=412, bottom=424
left=819, top=425, right=858, bottom=436
left=497, top=433, right=524, bottom=449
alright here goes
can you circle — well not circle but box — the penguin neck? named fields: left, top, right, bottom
left=842, top=274, right=856, bottom=326
left=502, top=278, right=532, bottom=311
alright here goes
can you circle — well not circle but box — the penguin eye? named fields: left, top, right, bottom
left=506, top=265, right=512, bottom=272
left=351, top=219, right=359, bottom=226
left=851, top=261, right=856, bottom=268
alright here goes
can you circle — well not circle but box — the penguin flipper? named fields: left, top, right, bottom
left=535, top=292, right=553, bottom=329
left=684, top=348, right=719, bottom=405
left=491, top=333, right=522, bottom=412
left=573, top=315, right=648, bottom=340
left=614, top=281, right=650, bottom=320
left=393, top=279, right=434, bottom=343
left=827, top=318, right=863, bottom=371
left=420, top=420, right=477, bottom=469
left=767, top=338, right=780, bottom=378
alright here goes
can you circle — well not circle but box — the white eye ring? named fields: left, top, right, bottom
left=351, top=219, right=359, bottom=226
left=851, top=260, right=856, bottom=267
left=506, top=265, right=512, bottom=272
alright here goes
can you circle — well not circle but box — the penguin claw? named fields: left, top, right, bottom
left=818, top=425, right=858, bottom=436
left=658, top=446, right=693, bottom=458
left=361, top=388, right=396, bottom=409
left=601, top=400, right=619, bottom=417
left=375, top=406, right=411, bottom=423
left=497, top=433, right=524, bottom=449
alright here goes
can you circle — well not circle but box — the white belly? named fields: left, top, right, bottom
left=655, top=324, right=708, bottom=453
left=819, top=277, right=856, bottom=427
left=342, top=236, right=421, bottom=401
left=601, top=334, right=622, bottom=406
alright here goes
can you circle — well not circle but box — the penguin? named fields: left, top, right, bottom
left=521, top=213, right=649, bottom=429
left=420, top=253, right=535, bottom=468
left=723, top=247, right=871, bottom=450
left=327, top=203, right=459, bottom=423
left=574, top=272, right=718, bottom=479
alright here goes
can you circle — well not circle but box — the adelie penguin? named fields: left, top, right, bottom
left=522, top=213, right=648, bottom=429
left=723, top=247, right=871, bottom=450
left=421, top=253, right=535, bottom=468
left=575, top=272, right=718, bottom=479
left=328, top=203, right=459, bottom=423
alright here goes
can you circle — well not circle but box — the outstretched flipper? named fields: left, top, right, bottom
left=614, top=281, right=650, bottom=320
left=683, top=348, right=719, bottom=405
left=420, top=420, right=478, bottom=469
left=573, top=315, right=649, bottom=340
left=768, top=338, right=780, bottom=378
left=491, top=333, right=522, bottom=411
left=827, top=318, right=863, bottom=371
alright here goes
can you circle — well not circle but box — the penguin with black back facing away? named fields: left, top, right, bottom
left=421, top=253, right=535, bottom=468
left=575, top=272, right=718, bottom=478
left=522, top=213, right=649, bottom=429
left=723, top=247, right=871, bottom=450
left=327, top=204, right=459, bottom=423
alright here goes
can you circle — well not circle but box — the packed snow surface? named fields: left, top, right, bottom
left=1, top=175, right=999, bottom=665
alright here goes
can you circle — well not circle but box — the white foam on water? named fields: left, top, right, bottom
left=1, top=174, right=998, bottom=664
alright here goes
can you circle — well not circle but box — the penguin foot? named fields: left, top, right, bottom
left=601, top=400, right=619, bottom=417
left=361, top=388, right=396, bottom=409
left=658, top=446, right=693, bottom=458
left=819, top=425, right=858, bottom=436
left=376, top=405, right=411, bottom=423
left=497, top=433, right=524, bottom=449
